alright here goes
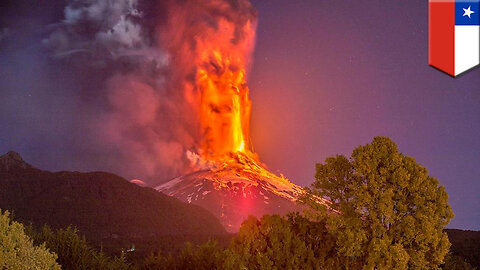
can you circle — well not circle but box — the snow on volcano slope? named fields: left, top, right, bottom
left=155, top=153, right=313, bottom=232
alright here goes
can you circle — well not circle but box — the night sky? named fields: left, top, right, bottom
left=1, top=0, right=479, bottom=230
left=249, top=0, right=480, bottom=230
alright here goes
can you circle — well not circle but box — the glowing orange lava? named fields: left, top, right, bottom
left=197, top=64, right=251, bottom=157
left=195, top=22, right=255, bottom=161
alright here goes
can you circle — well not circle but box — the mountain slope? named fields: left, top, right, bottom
left=155, top=152, right=318, bottom=232
left=0, top=151, right=226, bottom=248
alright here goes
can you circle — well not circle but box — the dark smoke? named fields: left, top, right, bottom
left=0, top=0, right=256, bottom=184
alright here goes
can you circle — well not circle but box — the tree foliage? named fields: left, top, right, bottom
left=307, top=136, right=454, bottom=269
left=0, top=210, right=60, bottom=270
left=141, top=240, right=226, bottom=270
left=141, top=215, right=334, bottom=270
left=228, top=215, right=318, bottom=269
left=26, top=225, right=130, bottom=270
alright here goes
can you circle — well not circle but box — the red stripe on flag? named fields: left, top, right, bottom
left=429, top=1, right=455, bottom=76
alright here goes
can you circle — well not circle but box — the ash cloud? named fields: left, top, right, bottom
left=44, top=0, right=157, bottom=65
left=0, top=0, right=256, bottom=184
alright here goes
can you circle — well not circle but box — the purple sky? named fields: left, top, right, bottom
left=0, top=0, right=479, bottom=230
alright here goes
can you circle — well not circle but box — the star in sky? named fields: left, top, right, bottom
left=463, top=6, right=475, bottom=19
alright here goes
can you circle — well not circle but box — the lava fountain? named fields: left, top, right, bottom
left=197, top=49, right=251, bottom=158
left=155, top=0, right=328, bottom=231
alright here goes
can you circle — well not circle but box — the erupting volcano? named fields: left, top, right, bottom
left=156, top=45, right=308, bottom=230
left=152, top=0, right=329, bottom=231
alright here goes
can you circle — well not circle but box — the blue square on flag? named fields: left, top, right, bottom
left=455, top=1, right=480, bottom=25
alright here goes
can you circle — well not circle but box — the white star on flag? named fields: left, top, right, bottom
left=463, top=6, right=475, bottom=18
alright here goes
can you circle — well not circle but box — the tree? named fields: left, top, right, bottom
left=308, top=136, right=454, bottom=270
left=0, top=210, right=60, bottom=270
left=286, top=213, right=341, bottom=269
left=26, top=225, right=130, bottom=270
left=227, top=215, right=319, bottom=270
left=170, top=240, right=225, bottom=270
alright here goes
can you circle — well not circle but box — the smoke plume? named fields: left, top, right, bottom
left=0, top=0, right=257, bottom=184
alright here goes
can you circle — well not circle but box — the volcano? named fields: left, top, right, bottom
left=148, top=1, right=332, bottom=232
left=155, top=152, right=307, bottom=232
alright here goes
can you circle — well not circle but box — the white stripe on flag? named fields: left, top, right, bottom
left=455, top=25, right=480, bottom=76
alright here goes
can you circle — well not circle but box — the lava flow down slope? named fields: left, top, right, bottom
left=156, top=153, right=307, bottom=232
left=149, top=0, right=330, bottom=232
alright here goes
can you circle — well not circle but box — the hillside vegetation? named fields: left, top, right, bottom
left=0, top=151, right=226, bottom=255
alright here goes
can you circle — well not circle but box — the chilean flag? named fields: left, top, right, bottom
left=429, top=0, right=479, bottom=77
